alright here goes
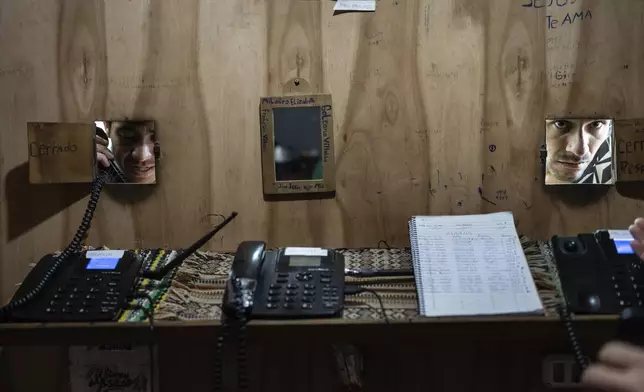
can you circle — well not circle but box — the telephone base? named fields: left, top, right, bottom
left=9, top=251, right=141, bottom=323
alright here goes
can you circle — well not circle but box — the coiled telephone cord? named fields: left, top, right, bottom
left=558, top=304, right=589, bottom=371
left=214, top=279, right=249, bottom=392
left=0, top=171, right=108, bottom=322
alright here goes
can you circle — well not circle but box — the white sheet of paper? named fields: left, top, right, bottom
left=333, top=0, right=376, bottom=12
left=409, top=212, right=544, bottom=317
left=284, top=247, right=328, bottom=256
left=69, top=345, right=153, bottom=392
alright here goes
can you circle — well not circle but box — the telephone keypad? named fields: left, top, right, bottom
left=41, top=272, right=130, bottom=318
left=295, top=272, right=313, bottom=282
left=258, top=272, right=343, bottom=317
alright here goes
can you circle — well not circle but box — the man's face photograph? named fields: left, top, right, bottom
left=96, top=121, right=157, bottom=184
left=545, top=119, right=614, bottom=185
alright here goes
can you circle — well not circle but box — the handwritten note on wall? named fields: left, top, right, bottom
left=615, top=119, right=644, bottom=182
left=334, top=0, right=376, bottom=12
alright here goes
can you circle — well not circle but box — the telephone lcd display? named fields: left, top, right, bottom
left=288, top=256, right=321, bottom=267
left=86, top=257, right=120, bottom=270
left=614, top=239, right=635, bottom=255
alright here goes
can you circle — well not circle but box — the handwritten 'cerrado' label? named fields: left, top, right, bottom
left=30, top=141, right=77, bottom=157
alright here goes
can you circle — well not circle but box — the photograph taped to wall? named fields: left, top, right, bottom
left=95, top=121, right=157, bottom=184
left=545, top=118, right=615, bottom=185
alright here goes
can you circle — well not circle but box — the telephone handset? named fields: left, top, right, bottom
left=223, top=242, right=345, bottom=319
left=223, top=241, right=266, bottom=316
left=95, top=126, right=127, bottom=183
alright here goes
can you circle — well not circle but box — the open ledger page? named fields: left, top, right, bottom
left=409, top=212, right=544, bottom=317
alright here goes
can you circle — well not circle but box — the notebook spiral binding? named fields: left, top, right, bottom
left=408, top=218, right=423, bottom=314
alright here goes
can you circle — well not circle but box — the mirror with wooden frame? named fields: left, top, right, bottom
left=259, top=94, right=335, bottom=195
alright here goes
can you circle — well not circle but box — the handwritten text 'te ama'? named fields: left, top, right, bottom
left=547, top=10, right=592, bottom=30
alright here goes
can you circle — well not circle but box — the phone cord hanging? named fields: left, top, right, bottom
left=0, top=170, right=108, bottom=322
left=558, top=303, right=589, bottom=370
left=213, top=279, right=249, bottom=392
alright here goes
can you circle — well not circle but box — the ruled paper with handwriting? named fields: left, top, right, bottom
left=409, top=212, right=543, bottom=317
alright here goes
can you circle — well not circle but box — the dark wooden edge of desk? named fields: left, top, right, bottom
left=0, top=316, right=620, bottom=346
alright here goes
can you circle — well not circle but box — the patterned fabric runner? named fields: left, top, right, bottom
left=151, top=236, right=562, bottom=322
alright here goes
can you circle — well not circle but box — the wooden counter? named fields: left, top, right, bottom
left=1, top=316, right=618, bottom=391
left=0, top=315, right=620, bottom=346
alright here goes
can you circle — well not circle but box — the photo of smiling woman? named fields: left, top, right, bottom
left=545, top=118, right=615, bottom=185
left=95, top=121, right=157, bottom=184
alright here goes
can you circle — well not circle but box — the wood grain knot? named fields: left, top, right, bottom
left=383, top=91, right=400, bottom=125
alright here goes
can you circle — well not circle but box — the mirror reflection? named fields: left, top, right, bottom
left=273, top=107, right=323, bottom=182
left=545, top=118, right=614, bottom=185
left=95, top=120, right=157, bottom=184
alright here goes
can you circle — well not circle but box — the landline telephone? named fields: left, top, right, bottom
left=0, top=125, right=237, bottom=322
left=552, top=231, right=644, bottom=373
left=552, top=231, right=644, bottom=314
left=214, top=242, right=345, bottom=392
left=0, top=126, right=129, bottom=322
left=222, top=241, right=345, bottom=319
left=8, top=250, right=142, bottom=322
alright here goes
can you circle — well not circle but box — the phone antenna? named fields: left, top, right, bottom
left=139, top=211, right=238, bottom=280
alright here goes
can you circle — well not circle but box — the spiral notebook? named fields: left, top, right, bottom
left=409, top=212, right=544, bottom=317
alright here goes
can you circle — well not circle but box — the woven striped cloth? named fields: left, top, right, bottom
left=150, top=236, right=561, bottom=322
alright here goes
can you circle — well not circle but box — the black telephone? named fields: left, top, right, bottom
left=553, top=231, right=644, bottom=373
left=552, top=231, right=644, bottom=314
left=223, top=242, right=345, bottom=319
left=8, top=251, right=142, bottom=322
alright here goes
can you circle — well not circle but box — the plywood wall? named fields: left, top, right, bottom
left=2, top=0, right=644, bottom=301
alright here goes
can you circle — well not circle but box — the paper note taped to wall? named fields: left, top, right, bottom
left=334, top=0, right=376, bottom=12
